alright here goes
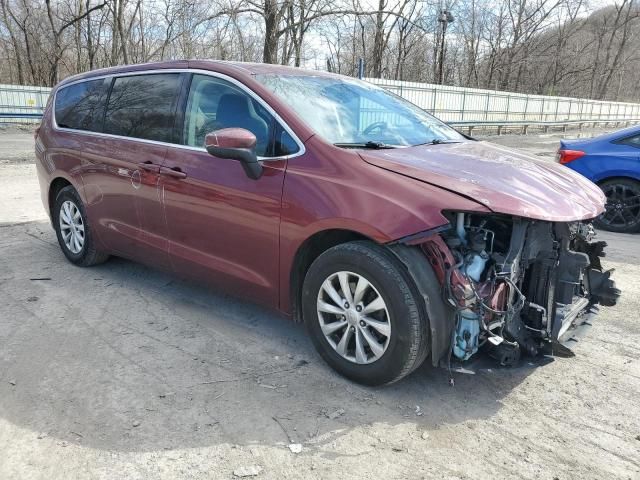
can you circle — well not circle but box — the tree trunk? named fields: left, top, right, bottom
left=262, top=0, right=279, bottom=64
left=117, top=0, right=129, bottom=64
left=371, top=0, right=386, bottom=77
left=1, top=0, right=25, bottom=84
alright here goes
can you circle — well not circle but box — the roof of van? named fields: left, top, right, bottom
left=57, top=60, right=341, bottom=88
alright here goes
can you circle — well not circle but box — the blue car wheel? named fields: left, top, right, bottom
left=595, top=178, right=640, bottom=233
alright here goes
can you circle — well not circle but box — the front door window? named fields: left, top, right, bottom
left=182, top=74, right=298, bottom=157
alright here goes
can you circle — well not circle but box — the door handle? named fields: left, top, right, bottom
left=138, top=161, right=159, bottom=171
left=160, top=166, right=187, bottom=179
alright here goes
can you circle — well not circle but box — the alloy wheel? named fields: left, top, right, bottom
left=600, top=182, right=640, bottom=230
left=316, top=271, right=391, bottom=364
left=59, top=200, right=85, bottom=254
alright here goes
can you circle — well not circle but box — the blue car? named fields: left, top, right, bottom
left=558, top=125, right=640, bottom=233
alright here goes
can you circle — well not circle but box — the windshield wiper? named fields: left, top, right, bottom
left=418, top=139, right=461, bottom=146
left=333, top=141, right=397, bottom=149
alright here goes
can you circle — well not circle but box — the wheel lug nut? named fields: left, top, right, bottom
left=359, top=320, right=366, bottom=327
left=344, top=302, right=350, bottom=309
left=356, top=305, right=362, bottom=312
left=350, top=326, right=355, bottom=332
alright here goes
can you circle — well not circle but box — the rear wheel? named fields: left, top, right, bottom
left=302, top=241, right=429, bottom=386
left=53, top=185, right=109, bottom=266
left=595, top=178, right=640, bottom=233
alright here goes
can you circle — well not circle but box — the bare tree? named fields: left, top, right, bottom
left=0, top=0, right=639, bottom=103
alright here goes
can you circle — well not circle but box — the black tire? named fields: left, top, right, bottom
left=302, top=241, right=429, bottom=386
left=53, top=185, right=109, bottom=266
left=595, top=178, right=640, bottom=234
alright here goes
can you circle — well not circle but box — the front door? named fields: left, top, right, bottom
left=159, top=73, right=301, bottom=308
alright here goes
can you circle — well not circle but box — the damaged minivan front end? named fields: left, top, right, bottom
left=363, top=140, right=622, bottom=369
left=396, top=212, right=620, bottom=368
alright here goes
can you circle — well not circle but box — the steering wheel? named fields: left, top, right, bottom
left=363, top=121, right=388, bottom=136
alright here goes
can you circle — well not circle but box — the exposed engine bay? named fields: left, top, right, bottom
left=421, top=212, right=621, bottom=367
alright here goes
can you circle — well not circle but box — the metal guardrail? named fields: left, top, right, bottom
left=0, top=83, right=51, bottom=124
left=369, top=78, right=640, bottom=126
left=0, top=112, right=43, bottom=124
left=449, top=118, right=640, bottom=136
left=0, top=112, right=43, bottom=119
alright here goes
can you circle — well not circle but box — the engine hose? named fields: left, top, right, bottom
left=456, top=258, right=522, bottom=348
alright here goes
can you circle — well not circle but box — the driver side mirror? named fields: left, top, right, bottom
left=205, top=128, right=263, bottom=180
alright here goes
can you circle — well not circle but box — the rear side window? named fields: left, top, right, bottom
left=103, top=73, right=181, bottom=142
left=55, top=79, right=108, bottom=131
left=615, top=134, right=640, bottom=148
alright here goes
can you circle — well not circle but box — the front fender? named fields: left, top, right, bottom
left=278, top=139, right=489, bottom=314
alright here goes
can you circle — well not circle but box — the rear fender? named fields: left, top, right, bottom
left=593, top=170, right=640, bottom=184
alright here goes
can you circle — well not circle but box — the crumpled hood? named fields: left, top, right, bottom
left=359, top=141, right=606, bottom=222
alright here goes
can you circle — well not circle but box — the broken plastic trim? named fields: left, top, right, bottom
left=391, top=224, right=451, bottom=246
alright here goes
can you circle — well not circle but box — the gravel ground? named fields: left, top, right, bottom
left=0, top=124, right=37, bottom=165
left=0, top=127, right=639, bottom=480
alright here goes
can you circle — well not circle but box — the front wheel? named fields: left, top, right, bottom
left=302, top=241, right=429, bottom=386
left=595, top=178, right=640, bottom=233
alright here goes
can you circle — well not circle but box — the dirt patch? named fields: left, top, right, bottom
left=0, top=126, right=37, bottom=165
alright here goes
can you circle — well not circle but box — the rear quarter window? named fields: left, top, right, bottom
left=54, top=79, right=109, bottom=131
left=614, top=134, right=640, bottom=148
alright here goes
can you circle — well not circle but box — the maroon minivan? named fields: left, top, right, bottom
left=35, top=60, right=619, bottom=385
